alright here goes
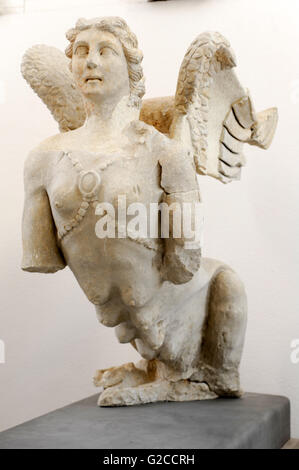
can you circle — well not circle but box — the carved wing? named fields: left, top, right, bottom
left=21, top=45, right=85, bottom=132
left=141, top=32, right=278, bottom=183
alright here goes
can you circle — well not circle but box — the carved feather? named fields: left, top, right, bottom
left=21, top=44, right=85, bottom=132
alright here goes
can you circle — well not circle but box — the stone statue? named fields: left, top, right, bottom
left=21, top=17, right=277, bottom=406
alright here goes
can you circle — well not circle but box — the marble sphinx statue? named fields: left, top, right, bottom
left=21, top=17, right=277, bottom=406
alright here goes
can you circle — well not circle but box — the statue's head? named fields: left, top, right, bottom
left=65, top=17, right=145, bottom=108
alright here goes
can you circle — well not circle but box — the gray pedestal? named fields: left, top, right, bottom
left=0, top=392, right=290, bottom=449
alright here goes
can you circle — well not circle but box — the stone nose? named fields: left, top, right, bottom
left=86, top=59, right=97, bottom=70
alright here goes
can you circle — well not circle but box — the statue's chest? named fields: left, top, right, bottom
left=47, top=150, right=162, bottom=230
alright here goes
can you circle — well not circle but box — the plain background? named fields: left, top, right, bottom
left=0, top=0, right=298, bottom=438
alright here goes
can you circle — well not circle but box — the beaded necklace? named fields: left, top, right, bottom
left=57, top=151, right=119, bottom=240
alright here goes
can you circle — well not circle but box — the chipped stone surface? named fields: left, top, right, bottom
left=21, top=16, right=277, bottom=406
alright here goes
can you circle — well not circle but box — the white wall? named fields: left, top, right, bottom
left=0, top=0, right=298, bottom=438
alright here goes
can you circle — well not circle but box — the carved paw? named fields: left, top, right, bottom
left=93, top=362, right=149, bottom=389
left=98, top=380, right=167, bottom=406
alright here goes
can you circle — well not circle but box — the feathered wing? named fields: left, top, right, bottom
left=141, top=32, right=278, bottom=183
left=21, top=44, right=85, bottom=132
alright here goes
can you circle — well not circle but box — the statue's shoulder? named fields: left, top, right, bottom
left=26, top=130, right=77, bottom=164
left=34, top=131, right=73, bottom=153
left=125, top=119, right=169, bottom=149
left=24, top=132, right=71, bottom=183
left=128, top=120, right=188, bottom=159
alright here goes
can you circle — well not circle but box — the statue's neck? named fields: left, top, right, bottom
left=83, top=95, right=139, bottom=139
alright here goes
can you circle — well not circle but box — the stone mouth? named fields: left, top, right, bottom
left=85, top=77, right=103, bottom=83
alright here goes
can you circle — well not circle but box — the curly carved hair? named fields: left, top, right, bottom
left=65, top=16, right=145, bottom=108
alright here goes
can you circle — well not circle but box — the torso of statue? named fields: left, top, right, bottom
left=42, top=121, right=166, bottom=310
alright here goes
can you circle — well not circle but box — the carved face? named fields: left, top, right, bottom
left=71, top=28, right=130, bottom=104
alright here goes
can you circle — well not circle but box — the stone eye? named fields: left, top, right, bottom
left=100, top=47, right=115, bottom=56
left=75, top=45, right=88, bottom=56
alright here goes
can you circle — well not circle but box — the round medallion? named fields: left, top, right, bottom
left=78, top=170, right=101, bottom=197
